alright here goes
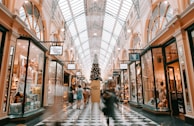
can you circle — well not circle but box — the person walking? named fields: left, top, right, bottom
left=68, top=85, right=74, bottom=108
left=76, top=85, right=83, bottom=109
left=102, top=90, right=116, bottom=126
left=83, top=88, right=89, bottom=108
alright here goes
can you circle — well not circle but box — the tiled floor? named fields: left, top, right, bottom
left=4, top=101, right=192, bottom=126
left=35, top=102, right=159, bottom=126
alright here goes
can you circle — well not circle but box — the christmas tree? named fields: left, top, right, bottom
left=90, top=54, right=102, bottom=81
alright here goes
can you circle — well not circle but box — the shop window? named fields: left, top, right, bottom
left=165, top=42, right=178, bottom=63
left=147, top=1, right=173, bottom=42
left=24, top=42, right=44, bottom=112
left=141, top=50, right=155, bottom=106
left=48, top=61, right=64, bottom=105
left=9, top=39, right=44, bottom=115
left=129, top=63, right=136, bottom=102
left=152, top=48, right=168, bottom=110
left=19, top=1, right=43, bottom=40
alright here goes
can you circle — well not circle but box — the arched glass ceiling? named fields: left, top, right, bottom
left=58, top=0, right=133, bottom=79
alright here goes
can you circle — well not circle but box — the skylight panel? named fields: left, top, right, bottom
left=80, top=31, right=88, bottom=42
left=82, top=42, right=89, bottom=50
left=75, top=15, right=87, bottom=32
left=84, top=50, right=90, bottom=56
left=101, top=42, right=108, bottom=50
left=109, top=39, right=116, bottom=47
left=114, top=22, right=122, bottom=36
left=59, top=0, right=72, bottom=21
left=80, top=53, right=84, bottom=59
left=103, top=14, right=115, bottom=32
left=100, top=49, right=106, bottom=56
left=74, top=38, right=80, bottom=47
left=78, top=46, right=83, bottom=54
left=69, top=23, right=77, bottom=37
left=108, top=46, right=113, bottom=53
left=102, top=30, right=111, bottom=42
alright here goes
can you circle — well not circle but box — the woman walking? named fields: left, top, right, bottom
left=76, top=85, right=83, bottom=109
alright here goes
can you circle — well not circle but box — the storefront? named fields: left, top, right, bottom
left=8, top=37, right=46, bottom=117
left=129, top=61, right=143, bottom=106
left=47, top=61, right=64, bottom=106
left=120, top=69, right=129, bottom=102
left=141, top=38, right=185, bottom=115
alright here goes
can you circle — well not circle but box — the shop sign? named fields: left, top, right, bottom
left=50, top=45, right=63, bottom=55
left=129, top=53, right=140, bottom=61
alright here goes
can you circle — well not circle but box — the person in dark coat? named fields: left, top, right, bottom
left=68, top=85, right=74, bottom=108
left=102, top=90, right=116, bottom=125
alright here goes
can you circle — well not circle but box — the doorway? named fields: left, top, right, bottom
left=167, top=62, right=185, bottom=115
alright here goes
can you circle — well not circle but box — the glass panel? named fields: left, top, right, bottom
left=4, top=46, right=15, bottom=112
left=141, top=50, right=155, bottom=107
left=152, top=48, right=168, bottom=110
left=48, top=61, right=56, bottom=105
left=191, top=30, right=194, bottom=66
left=136, top=62, right=143, bottom=104
left=148, top=2, right=173, bottom=42
left=9, top=39, right=29, bottom=115
left=20, top=1, right=42, bottom=40
left=25, top=42, right=44, bottom=112
left=56, top=63, right=63, bottom=96
left=0, top=31, right=2, bottom=72
left=165, top=42, right=178, bottom=63
left=129, top=63, right=137, bottom=102
left=168, top=62, right=184, bottom=113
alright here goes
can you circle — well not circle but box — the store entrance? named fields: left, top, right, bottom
left=167, top=62, right=185, bottom=115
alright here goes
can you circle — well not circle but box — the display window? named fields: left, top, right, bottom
left=129, top=63, right=136, bottom=102
left=48, top=61, right=64, bottom=105
left=152, top=48, right=168, bottom=110
left=136, top=62, right=143, bottom=104
left=164, top=41, right=185, bottom=114
left=9, top=39, right=45, bottom=115
left=141, top=50, right=155, bottom=107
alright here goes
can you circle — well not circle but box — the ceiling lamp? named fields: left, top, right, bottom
left=127, top=29, right=131, bottom=33
left=93, top=33, right=97, bottom=36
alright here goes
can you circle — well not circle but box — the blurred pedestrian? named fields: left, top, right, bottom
left=68, top=85, right=74, bottom=108
left=102, top=90, right=116, bottom=126
left=76, top=85, right=83, bottom=109
left=83, top=88, right=89, bottom=107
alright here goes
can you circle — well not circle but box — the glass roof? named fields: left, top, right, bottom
left=58, top=0, right=133, bottom=79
